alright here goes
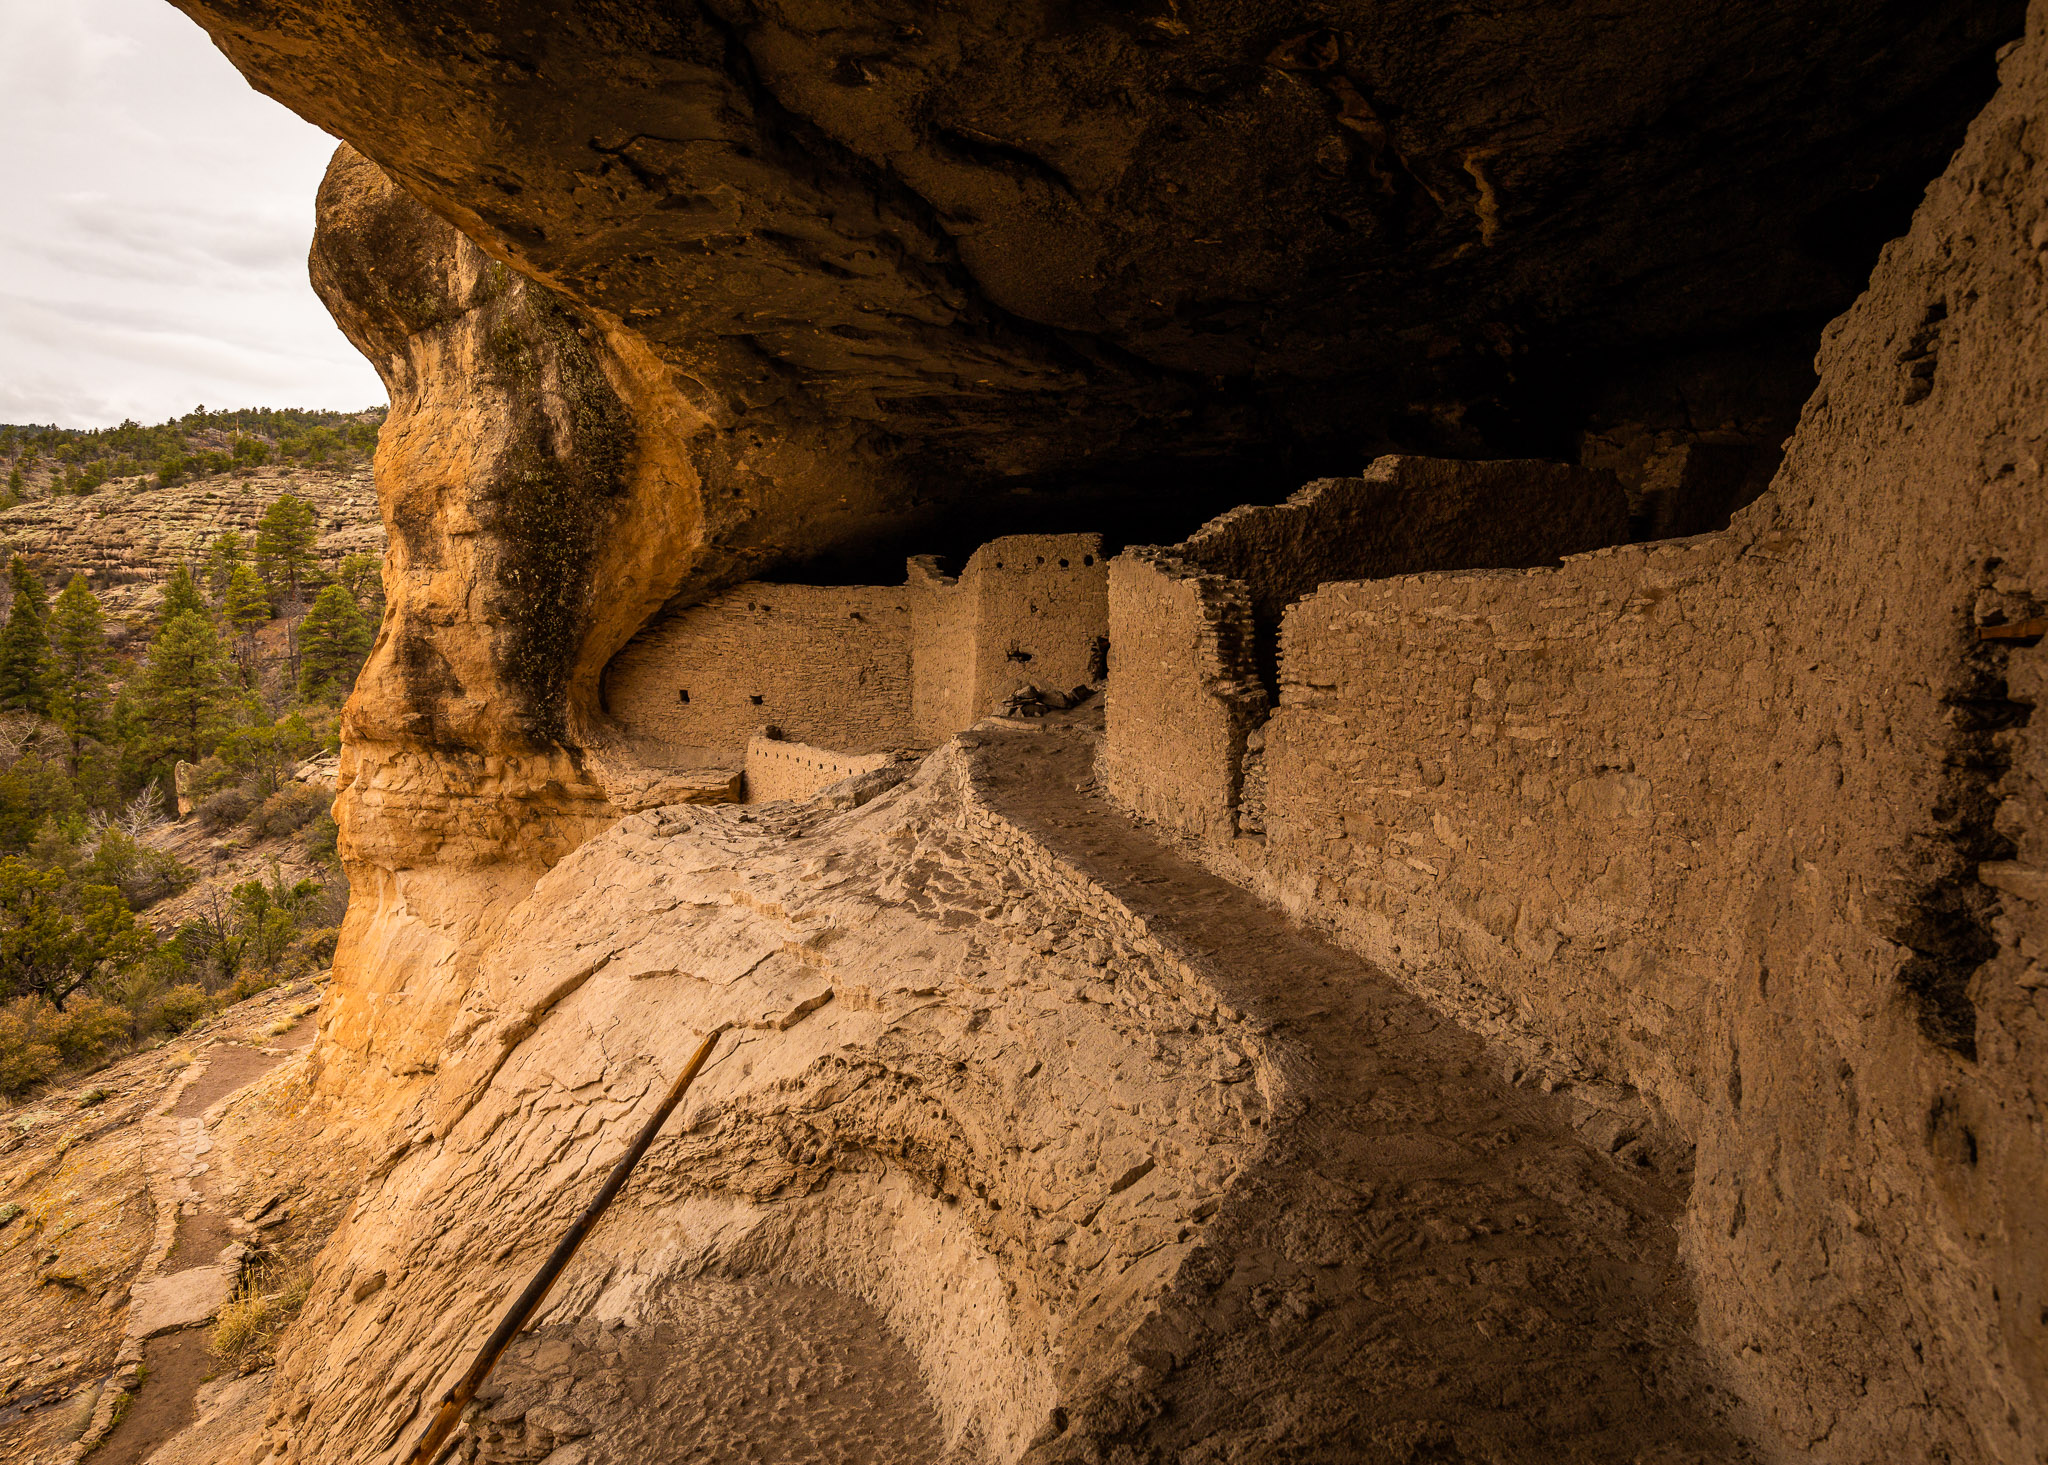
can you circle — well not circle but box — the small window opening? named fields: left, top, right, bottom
left=750, top=694, right=765, bottom=705
left=1083, top=554, right=1095, bottom=566
left=1058, top=558, right=1069, bottom=568
left=678, top=689, right=690, bottom=704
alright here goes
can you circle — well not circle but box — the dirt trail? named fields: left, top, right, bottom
left=970, top=717, right=1755, bottom=1461
left=80, top=1017, right=315, bottom=1465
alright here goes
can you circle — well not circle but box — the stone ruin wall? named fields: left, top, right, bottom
left=1094, top=33, right=2048, bottom=1460
left=953, top=532, right=1108, bottom=722
left=1101, top=457, right=1628, bottom=847
left=603, top=584, right=917, bottom=766
left=603, top=534, right=1108, bottom=778
left=742, top=734, right=896, bottom=805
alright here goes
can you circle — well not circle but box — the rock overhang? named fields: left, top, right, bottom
left=174, top=0, right=2022, bottom=513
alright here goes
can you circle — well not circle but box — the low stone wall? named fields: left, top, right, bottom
left=744, top=734, right=895, bottom=805
left=1103, top=457, right=1626, bottom=845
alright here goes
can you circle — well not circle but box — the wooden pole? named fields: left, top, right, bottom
left=402, top=1024, right=729, bottom=1465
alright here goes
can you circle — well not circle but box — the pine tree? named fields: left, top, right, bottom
left=9, top=556, right=48, bottom=621
left=0, top=558, right=50, bottom=715
left=161, top=565, right=208, bottom=623
left=47, top=575, right=106, bottom=774
left=204, top=531, right=245, bottom=602
left=136, top=611, right=231, bottom=765
left=337, top=551, right=383, bottom=614
left=221, top=564, right=270, bottom=686
left=297, top=584, right=372, bottom=704
left=254, top=495, right=317, bottom=614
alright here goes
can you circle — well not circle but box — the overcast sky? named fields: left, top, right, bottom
left=0, top=0, right=387, bottom=429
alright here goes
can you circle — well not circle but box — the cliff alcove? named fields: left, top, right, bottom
left=97, top=1, right=2048, bottom=1462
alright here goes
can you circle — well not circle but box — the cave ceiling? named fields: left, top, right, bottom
left=176, top=0, right=2020, bottom=527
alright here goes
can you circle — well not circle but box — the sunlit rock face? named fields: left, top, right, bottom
left=182, top=0, right=2014, bottom=504
left=306, top=148, right=723, bottom=1100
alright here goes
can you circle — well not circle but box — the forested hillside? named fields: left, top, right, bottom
left=0, top=408, right=389, bottom=1095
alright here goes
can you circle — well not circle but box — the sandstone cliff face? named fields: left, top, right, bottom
left=307, top=148, right=732, bottom=1101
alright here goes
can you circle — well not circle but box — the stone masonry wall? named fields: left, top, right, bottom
left=603, top=583, right=915, bottom=766
left=1225, top=29, right=2048, bottom=1462
left=1099, top=552, right=1265, bottom=846
left=907, top=554, right=975, bottom=744
left=606, top=533, right=1108, bottom=768
left=959, top=533, right=1107, bottom=734
left=743, top=733, right=895, bottom=804
left=1104, top=456, right=1627, bottom=847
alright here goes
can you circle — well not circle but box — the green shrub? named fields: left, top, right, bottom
left=146, top=984, right=211, bottom=1035
left=48, top=995, right=127, bottom=1066
left=0, top=999, right=58, bottom=1094
left=306, top=813, right=339, bottom=863
left=294, top=926, right=339, bottom=969
left=224, top=969, right=282, bottom=1004
left=194, top=784, right=257, bottom=832
left=82, top=829, right=192, bottom=909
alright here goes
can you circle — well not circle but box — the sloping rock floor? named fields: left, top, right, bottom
left=206, top=705, right=1756, bottom=1465
left=971, top=714, right=1749, bottom=1461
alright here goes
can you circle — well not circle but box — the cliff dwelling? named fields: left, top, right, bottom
left=17, top=1, right=2048, bottom=1462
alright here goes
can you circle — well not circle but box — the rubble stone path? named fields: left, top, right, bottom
left=971, top=720, right=1757, bottom=1462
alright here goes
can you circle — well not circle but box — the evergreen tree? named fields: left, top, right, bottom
left=337, top=551, right=383, bottom=613
left=0, top=857, right=150, bottom=1008
left=47, top=575, right=106, bottom=774
left=9, top=556, right=48, bottom=621
left=161, top=565, right=208, bottom=622
left=297, top=584, right=372, bottom=704
left=254, top=495, right=317, bottom=613
left=221, top=564, right=270, bottom=686
left=136, top=611, right=231, bottom=765
left=0, top=558, right=49, bottom=715
left=204, top=531, right=245, bottom=602
left=4, top=468, right=21, bottom=502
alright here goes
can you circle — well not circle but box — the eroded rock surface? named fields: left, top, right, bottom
left=241, top=729, right=1748, bottom=1464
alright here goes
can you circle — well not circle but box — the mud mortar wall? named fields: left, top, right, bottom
left=604, top=534, right=1108, bottom=769
left=604, top=584, right=916, bottom=764
left=906, top=533, right=1109, bottom=743
left=1103, top=456, right=1627, bottom=848
left=1100, top=553, right=1265, bottom=846
left=955, top=533, right=1108, bottom=732
left=1217, top=30, right=2048, bottom=1462
left=744, top=735, right=895, bottom=804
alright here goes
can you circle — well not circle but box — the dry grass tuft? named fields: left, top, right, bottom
left=211, top=1261, right=312, bottom=1363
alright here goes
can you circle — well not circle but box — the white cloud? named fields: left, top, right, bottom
left=0, top=0, right=385, bottom=427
